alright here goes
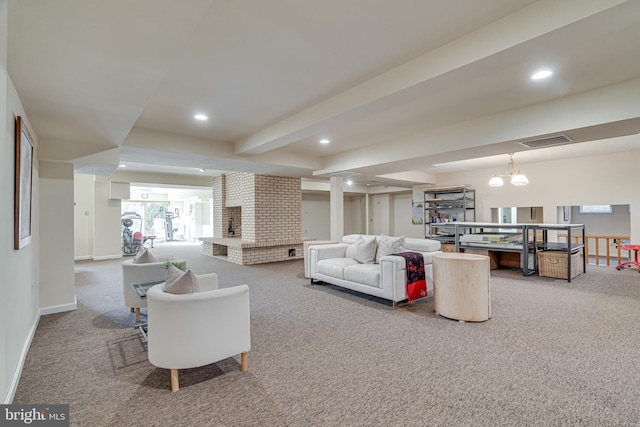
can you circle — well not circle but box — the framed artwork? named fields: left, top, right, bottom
left=411, top=201, right=423, bottom=224
left=14, top=116, right=34, bottom=250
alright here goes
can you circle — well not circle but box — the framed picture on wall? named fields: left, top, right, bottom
left=411, top=201, right=423, bottom=224
left=14, top=116, right=34, bottom=250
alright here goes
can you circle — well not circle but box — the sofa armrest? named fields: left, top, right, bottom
left=310, top=243, right=348, bottom=260
left=380, top=255, right=410, bottom=301
left=309, top=243, right=349, bottom=278
left=415, top=250, right=443, bottom=265
left=380, top=251, right=443, bottom=299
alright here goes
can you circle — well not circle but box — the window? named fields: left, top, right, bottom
left=122, top=201, right=170, bottom=238
left=579, top=205, right=612, bottom=214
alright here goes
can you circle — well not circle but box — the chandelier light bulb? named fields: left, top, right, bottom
left=489, top=176, right=504, bottom=187
left=490, top=153, right=529, bottom=187
left=511, top=173, right=529, bottom=186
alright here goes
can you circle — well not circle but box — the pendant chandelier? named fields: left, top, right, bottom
left=488, top=153, right=529, bottom=187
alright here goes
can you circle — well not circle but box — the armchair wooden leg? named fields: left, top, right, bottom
left=241, top=352, right=248, bottom=372
left=170, top=369, right=179, bottom=392
left=135, top=308, right=141, bottom=322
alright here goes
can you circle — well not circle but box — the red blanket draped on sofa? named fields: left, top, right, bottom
left=392, top=252, right=427, bottom=302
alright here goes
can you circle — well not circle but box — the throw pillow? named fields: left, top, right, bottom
left=132, top=248, right=157, bottom=264
left=346, top=243, right=357, bottom=259
left=164, top=268, right=201, bottom=294
left=375, top=235, right=406, bottom=263
left=353, top=235, right=377, bottom=264
left=165, top=263, right=184, bottom=285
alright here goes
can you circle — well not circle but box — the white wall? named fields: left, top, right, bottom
left=1, top=0, right=41, bottom=401
left=301, top=191, right=423, bottom=239
left=93, top=179, right=123, bottom=260
left=392, top=192, right=424, bottom=238
left=434, top=149, right=640, bottom=242
left=369, top=194, right=391, bottom=235
left=39, top=162, right=76, bottom=310
left=302, top=193, right=331, bottom=240
left=344, top=195, right=366, bottom=235
left=570, top=204, right=630, bottom=237
left=74, top=174, right=94, bottom=260
left=301, top=193, right=367, bottom=240
left=0, top=1, right=7, bottom=399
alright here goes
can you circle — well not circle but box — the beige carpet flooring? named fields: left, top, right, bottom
left=13, top=242, right=640, bottom=426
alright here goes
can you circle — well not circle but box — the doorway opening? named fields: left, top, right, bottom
left=121, top=184, right=212, bottom=250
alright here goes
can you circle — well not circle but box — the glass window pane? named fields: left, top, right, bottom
left=145, top=202, right=170, bottom=238
left=580, top=205, right=612, bottom=214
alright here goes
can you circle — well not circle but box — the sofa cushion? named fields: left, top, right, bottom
left=317, top=258, right=359, bottom=279
left=344, top=264, right=381, bottom=288
left=132, top=248, right=158, bottom=264
left=376, top=235, right=406, bottom=263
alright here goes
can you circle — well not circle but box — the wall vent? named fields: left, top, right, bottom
left=519, top=134, right=572, bottom=149
left=329, top=171, right=361, bottom=177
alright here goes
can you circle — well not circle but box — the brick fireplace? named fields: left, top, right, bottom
left=201, top=173, right=308, bottom=265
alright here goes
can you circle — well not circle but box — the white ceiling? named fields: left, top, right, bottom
left=7, top=0, right=640, bottom=188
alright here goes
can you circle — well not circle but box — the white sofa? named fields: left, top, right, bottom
left=308, top=234, right=442, bottom=304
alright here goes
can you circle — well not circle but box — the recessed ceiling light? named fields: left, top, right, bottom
left=194, top=114, right=208, bottom=121
left=531, top=69, right=553, bottom=80
left=119, top=164, right=126, bottom=168
left=320, top=138, right=330, bottom=144
left=198, top=168, right=205, bottom=173
left=346, top=180, right=353, bottom=186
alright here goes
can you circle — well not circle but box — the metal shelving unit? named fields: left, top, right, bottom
left=424, top=185, right=475, bottom=240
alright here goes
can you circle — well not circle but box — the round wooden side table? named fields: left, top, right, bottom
left=432, top=252, right=491, bottom=322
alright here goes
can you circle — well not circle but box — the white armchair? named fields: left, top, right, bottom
left=146, top=273, right=251, bottom=392
left=121, top=259, right=186, bottom=322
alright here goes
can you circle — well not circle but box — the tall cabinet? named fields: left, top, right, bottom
left=424, top=186, right=475, bottom=238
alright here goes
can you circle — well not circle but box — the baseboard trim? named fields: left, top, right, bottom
left=74, top=255, right=93, bottom=261
left=40, top=297, right=78, bottom=316
left=93, top=254, right=123, bottom=261
left=4, top=311, right=41, bottom=404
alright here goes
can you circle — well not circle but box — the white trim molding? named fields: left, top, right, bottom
left=93, top=254, right=123, bottom=261
left=40, top=297, right=78, bottom=316
left=4, top=313, right=40, bottom=404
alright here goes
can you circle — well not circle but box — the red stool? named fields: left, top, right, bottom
left=616, top=244, right=640, bottom=272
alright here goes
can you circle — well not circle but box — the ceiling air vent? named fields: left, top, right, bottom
left=519, top=134, right=572, bottom=149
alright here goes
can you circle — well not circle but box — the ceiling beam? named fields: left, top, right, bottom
left=313, top=77, right=640, bottom=177
left=234, top=0, right=627, bottom=156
